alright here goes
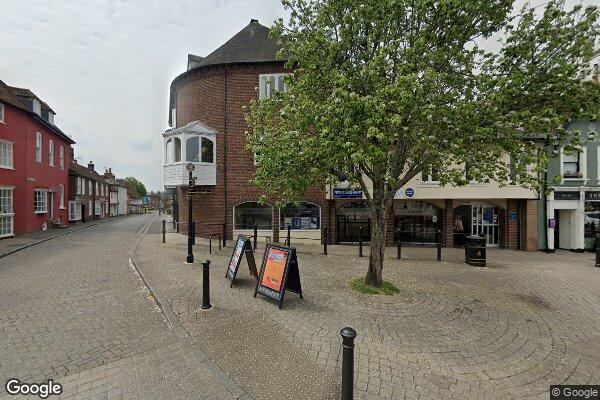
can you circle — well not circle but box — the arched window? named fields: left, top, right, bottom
left=281, top=202, right=320, bottom=229
left=234, top=202, right=273, bottom=229
left=201, top=137, right=214, bottom=163
left=165, top=138, right=173, bottom=164
left=186, top=137, right=199, bottom=162
left=173, top=137, right=181, bottom=162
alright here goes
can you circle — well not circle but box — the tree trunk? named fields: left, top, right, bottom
left=364, top=198, right=389, bottom=287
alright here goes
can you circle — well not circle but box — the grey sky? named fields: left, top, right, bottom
left=0, top=0, right=595, bottom=191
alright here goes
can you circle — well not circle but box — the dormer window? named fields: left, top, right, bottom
left=47, top=112, right=54, bottom=125
left=32, top=99, right=41, bottom=115
left=0, top=103, right=4, bottom=123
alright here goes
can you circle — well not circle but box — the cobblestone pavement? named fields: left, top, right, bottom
left=136, top=218, right=600, bottom=399
left=0, top=214, right=242, bottom=399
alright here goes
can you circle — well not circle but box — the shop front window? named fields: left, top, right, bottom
left=584, top=202, right=600, bottom=238
left=280, top=202, right=320, bottom=230
left=234, top=202, right=273, bottom=229
left=395, top=201, right=439, bottom=245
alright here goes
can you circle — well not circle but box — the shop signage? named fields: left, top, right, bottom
left=585, top=192, right=600, bottom=201
left=333, top=188, right=363, bottom=199
left=554, top=191, right=580, bottom=201
left=254, top=243, right=303, bottom=309
left=395, top=201, right=438, bottom=216
left=509, top=211, right=518, bottom=221
left=226, top=235, right=258, bottom=287
left=405, top=188, right=415, bottom=198
left=548, top=218, right=556, bottom=228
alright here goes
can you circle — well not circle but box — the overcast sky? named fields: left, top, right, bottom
left=0, top=0, right=595, bottom=191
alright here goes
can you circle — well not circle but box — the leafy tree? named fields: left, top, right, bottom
left=247, top=0, right=599, bottom=286
left=124, top=177, right=147, bottom=198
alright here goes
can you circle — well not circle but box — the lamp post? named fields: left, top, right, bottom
left=186, top=163, right=195, bottom=264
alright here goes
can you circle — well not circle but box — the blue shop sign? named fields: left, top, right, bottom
left=405, top=188, right=415, bottom=198
left=509, top=211, right=518, bottom=221
left=333, top=188, right=363, bottom=199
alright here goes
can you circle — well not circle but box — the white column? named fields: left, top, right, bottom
left=575, top=189, right=586, bottom=250
left=546, top=197, right=555, bottom=250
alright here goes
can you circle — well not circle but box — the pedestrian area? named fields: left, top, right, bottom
left=135, top=219, right=600, bottom=399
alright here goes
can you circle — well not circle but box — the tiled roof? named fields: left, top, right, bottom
left=0, top=80, right=28, bottom=111
left=69, top=161, right=109, bottom=183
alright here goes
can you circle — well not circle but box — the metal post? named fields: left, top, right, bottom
left=209, top=236, right=212, bottom=255
left=162, top=219, right=166, bottom=244
left=186, top=169, right=194, bottom=264
left=596, top=234, right=600, bottom=267
left=223, top=223, right=227, bottom=247
left=437, top=229, right=442, bottom=262
left=172, top=217, right=176, bottom=230
left=323, top=226, right=328, bottom=255
left=218, top=235, right=222, bottom=251
left=340, top=327, right=357, bottom=400
left=201, top=260, right=212, bottom=309
left=176, top=220, right=180, bottom=234
left=397, top=227, right=401, bottom=260
left=287, top=225, right=291, bottom=246
left=358, top=227, right=363, bottom=257
left=192, top=220, right=196, bottom=245
left=253, top=224, right=258, bottom=250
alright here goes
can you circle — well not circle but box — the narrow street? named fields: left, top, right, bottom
left=0, top=214, right=242, bottom=400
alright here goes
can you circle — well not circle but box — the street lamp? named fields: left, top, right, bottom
left=186, top=163, right=195, bottom=263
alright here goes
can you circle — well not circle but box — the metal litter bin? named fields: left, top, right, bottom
left=465, top=235, right=486, bottom=267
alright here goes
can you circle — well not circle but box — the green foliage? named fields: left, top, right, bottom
left=124, top=177, right=147, bottom=197
left=349, top=278, right=400, bottom=295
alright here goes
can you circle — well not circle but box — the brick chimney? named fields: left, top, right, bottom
left=88, top=161, right=95, bottom=172
left=104, top=167, right=115, bottom=179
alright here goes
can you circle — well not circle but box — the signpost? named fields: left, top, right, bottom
left=225, top=235, right=258, bottom=287
left=186, top=163, right=195, bottom=264
left=254, top=243, right=303, bottom=309
left=405, top=188, right=415, bottom=198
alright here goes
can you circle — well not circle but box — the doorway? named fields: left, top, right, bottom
left=471, top=204, right=499, bottom=247
left=336, top=201, right=371, bottom=243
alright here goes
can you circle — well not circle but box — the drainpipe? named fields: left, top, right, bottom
left=223, top=65, right=229, bottom=239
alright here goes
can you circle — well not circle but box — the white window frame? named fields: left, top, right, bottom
left=96, top=182, right=99, bottom=196
left=95, top=200, right=101, bottom=216
left=0, top=103, right=5, bottom=124
left=88, top=179, right=92, bottom=195
left=559, top=147, right=587, bottom=181
left=35, top=132, right=42, bottom=163
left=34, top=188, right=48, bottom=214
left=48, top=139, right=55, bottom=166
left=59, top=184, right=65, bottom=209
left=69, top=200, right=82, bottom=221
left=0, top=187, right=14, bottom=238
left=76, top=177, right=81, bottom=195
left=32, top=99, right=41, bottom=115
left=258, top=73, right=291, bottom=100
left=59, top=146, right=64, bottom=170
left=0, top=139, right=14, bottom=169
left=88, top=200, right=92, bottom=216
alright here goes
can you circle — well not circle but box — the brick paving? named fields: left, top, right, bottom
left=0, top=214, right=242, bottom=399
left=135, top=218, right=600, bottom=399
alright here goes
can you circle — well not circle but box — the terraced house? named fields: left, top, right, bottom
left=0, top=79, right=75, bottom=236
left=68, top=160, right=110, bottom=223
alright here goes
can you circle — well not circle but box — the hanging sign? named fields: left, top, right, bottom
left=333, top=188, right=363, bottom=199
left=405, top=188, right=415, bottom=198
left=226, top=235, right=258, bottom=287
left=254, top=243, right=303, bottom=309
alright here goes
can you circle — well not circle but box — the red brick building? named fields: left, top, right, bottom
left=68, top=160, right=111, bottom=223
left=0, top=80, right=75, bottom=236
left=165, top=20, right=327, bottom=243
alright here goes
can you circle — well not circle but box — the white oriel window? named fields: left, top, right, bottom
left=186, top=137, right=200, bottom=162
left=0, top=103, right=4, bottom=123
left=0, top=139, right=13, bottom=169
left=59, top=184, right=65, bottom=208
left=95, top=200, right=101, bottom=216
left=259, top=73, right=291, bottom=99
left=0, top=188, right=14, bottom=237
left=59, top=146, right=64, bottom=170
left=48, top=140, right=54, bottom=166
left=165, top=138, right=174, bottom=163
left=69, top=201, right=82, bottom=221
left=35, top=132, right=42, bottom=162
left=201, top=137, right=214, bottom=163
left=563, top=151, right=581, bottom=177
left=88, top=200, right=92, bottom=216
left=34, top=188, right=47, bottom=213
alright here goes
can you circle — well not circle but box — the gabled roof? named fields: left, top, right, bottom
left=69, top=161, right=109, bottom=183
left=192, top=19, right=282, bottom=69
left=0, top=80, right=28, bottom=111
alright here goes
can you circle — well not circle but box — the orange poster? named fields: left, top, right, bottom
left=261, top=248, right=289, bottom=292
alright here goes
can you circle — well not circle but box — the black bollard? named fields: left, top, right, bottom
left=162, top=219, right=166, bottom=244
left=323, top=226, right=328, bottom=255
left=340, top=327, right=357, bottom=400
left=192, top=221, right=196, bottom=245
left=287, top=225, right=291, bottom=246
left=209, top=236, right=212, bottom=255
left=358, top=227, right=363, bottom=257
left=201, top=260, right=212, bottom=309
left=397, top=228, right=401, bottom=260
left=172, top=218, right=176, bottom=230
left=596, top=234, right=600, bottom=267
left=253, top=224, right=258, bottom=251
left=436, top=229, right=442, bottom=261
left=223, top=223, right=227, bottom=247
left=177, top=221, right=180, bottom=234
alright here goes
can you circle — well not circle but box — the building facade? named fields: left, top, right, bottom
left=68, top=160, right=110, bottom=223
left=103, top=169, right=128, bottom=217
left=538, top=119, right=600, bottom=252
left=0, top=80, right=75, bottom=236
